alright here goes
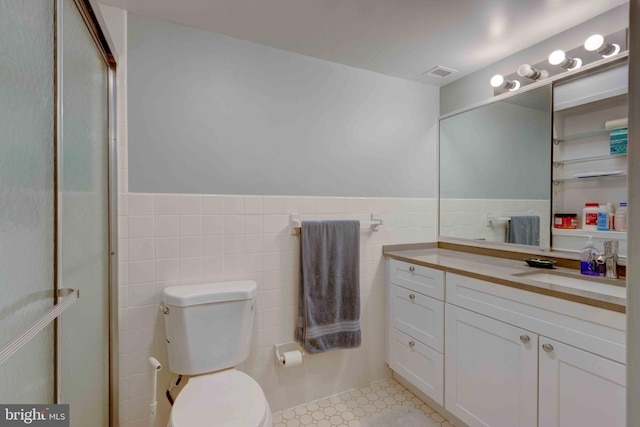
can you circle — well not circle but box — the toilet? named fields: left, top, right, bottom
left=161, top=280, right=272, bottom=426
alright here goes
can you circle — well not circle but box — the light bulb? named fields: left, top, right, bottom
left=490, top=74, right=505, bottom=88
left=548, top=50, right=581, bottom=70
left=489, top=74, right=520, bottom=91
left=584, top=34, right=620, bottom=58
left=584, top=34, right=604, bottom=51
left=517, top=64, right=549, bottom=81
left=548, top=50, right=566, bottom=66
left=517, top=64, right=533, bottom=76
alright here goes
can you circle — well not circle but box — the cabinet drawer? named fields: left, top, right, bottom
left=389, top=259, right=444, bottom=300
left=446, top=272, right=626, bottom=364
left=389, top=284, right=444, bottom=352
left=388, top=328, right=443, bottom=405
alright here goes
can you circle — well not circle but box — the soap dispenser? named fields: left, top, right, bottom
left=580, top=236, right=600, bottom=276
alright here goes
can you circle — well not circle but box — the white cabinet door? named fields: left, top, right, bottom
left=445, top=305, right=537, bottom=427
left=389, top=328, right=444, bottom=405
left=539, top=337, right=626, bottom=427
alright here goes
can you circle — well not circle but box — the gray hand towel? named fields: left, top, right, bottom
left=506, top=215, right=540, bottom=246
left=295, top=220, right=361, bottom=354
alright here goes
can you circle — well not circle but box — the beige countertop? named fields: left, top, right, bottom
left=383, top=245, right=626, bottom=313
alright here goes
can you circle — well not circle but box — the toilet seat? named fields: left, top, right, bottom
left=168, top=369, right=270, bottom=427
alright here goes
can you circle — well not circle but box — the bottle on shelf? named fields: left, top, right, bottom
left=615, top=202, right=627, bottom=231
left=597, top=205, right=609, bottom=231
left=607, top=202, right=615, bottom=231
left=582, top=203, right=599, bottom=231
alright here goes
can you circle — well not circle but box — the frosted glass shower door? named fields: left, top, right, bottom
left=58, top=0, right=110, bottom=426
left=0, top=1, right=113, bottom=422
left=0, top=0, right=56, bottom=403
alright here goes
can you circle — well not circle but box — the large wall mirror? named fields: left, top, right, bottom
left=439, top=85, right=552, bottom=250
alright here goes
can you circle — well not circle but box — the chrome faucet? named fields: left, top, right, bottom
left=596, top=240, right=618, bottom=279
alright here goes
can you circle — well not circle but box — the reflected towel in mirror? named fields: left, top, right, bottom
left=506, top=216, right=540, bottom=246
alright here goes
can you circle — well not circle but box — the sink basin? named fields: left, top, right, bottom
left=512, top=271, right=625, bottom=298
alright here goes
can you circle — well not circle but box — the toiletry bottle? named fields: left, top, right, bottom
left=607, top=202, right=615, bottom=230
left=580, top=236, right=600, bottom=276
left=616, top=202, right=627, bottom=231
left=582, top=203, right=599, bottom=230
left=596, top=205, right=609, bottom=231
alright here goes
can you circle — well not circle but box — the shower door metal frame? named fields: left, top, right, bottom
left=54, top=0, right=119, bottom=425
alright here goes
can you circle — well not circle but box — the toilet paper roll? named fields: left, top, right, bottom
left=281, top=350, right=303, bottom=367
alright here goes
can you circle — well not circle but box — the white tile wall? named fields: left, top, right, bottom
left=117, top=193, right=436, bottom=426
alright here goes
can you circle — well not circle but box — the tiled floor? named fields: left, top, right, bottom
left=272, top=378, right=454, bottom=427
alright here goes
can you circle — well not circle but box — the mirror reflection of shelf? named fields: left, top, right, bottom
left=552, top=228, right=627, bottom=240
left=553, top=126, right=627, bottom=144
left=553, top=171, right=627, bottom=184
left=553, top=152, right=627, bottom=166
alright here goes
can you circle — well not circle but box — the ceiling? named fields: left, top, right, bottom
left=97, top=0, right=627, bottom=86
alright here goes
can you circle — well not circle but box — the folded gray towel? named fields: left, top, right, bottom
left=295, top=220, right=361, bottom=354
left=506, top=215, right=540, bottom=246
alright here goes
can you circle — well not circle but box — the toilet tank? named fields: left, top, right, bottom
left=161, top=281, right=257, bottom=375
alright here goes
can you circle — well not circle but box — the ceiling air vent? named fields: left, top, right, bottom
left=424, top=65, right=457, bottom=78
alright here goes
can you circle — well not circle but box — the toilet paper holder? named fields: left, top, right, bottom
left=274, top=342, right=304, bottom=366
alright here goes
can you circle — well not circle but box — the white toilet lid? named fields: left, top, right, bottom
left=170, top=370, right=268, bottom=427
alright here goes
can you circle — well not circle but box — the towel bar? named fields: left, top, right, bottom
left=487, top=216, right=511, bottom=226
left=486, top=211, right=536, bottom=227
left=289, top=213, right=383, bottom=235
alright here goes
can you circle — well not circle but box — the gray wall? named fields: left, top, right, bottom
left=127, top=13, right=439, bottom=197
left=440, top=5, right=628, bottom=115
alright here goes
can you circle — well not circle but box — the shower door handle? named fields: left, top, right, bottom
left=0, top=288, right=79, bottom=366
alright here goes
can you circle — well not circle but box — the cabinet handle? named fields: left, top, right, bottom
left=520, top=335, right=530, bottom=344
left=542, top=343, right=554, bottom=353
left=409, top=293, right=416, bottom=300
left=409, top=266, right=415, bottom=272
left=408, top=340, right=415, bottom=348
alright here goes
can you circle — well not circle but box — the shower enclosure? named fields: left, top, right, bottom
left=0, top=0, right=117, bottom=426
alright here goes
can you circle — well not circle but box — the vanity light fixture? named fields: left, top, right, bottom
left=517, top=64, right=549, bottom=81
left=548, top=50, right=582, bottom=70
left=584, top=34, right=620, bottom=58
left=490, top=74, right=520, bottom=91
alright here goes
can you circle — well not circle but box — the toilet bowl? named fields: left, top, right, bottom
left=168, top=369, right=272, bottom=427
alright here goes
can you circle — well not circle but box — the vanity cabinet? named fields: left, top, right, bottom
left=387, top=259, right=445, bottom=404
left=385, top=260, right=626, bottom=426
left=445, top=273, right=626, bottom=427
